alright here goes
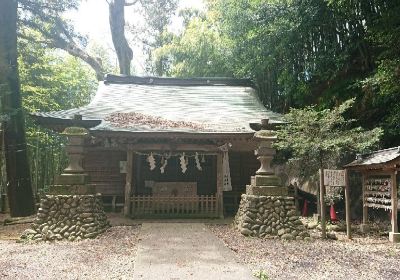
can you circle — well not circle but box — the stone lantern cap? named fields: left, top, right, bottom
left=253, top=130, right=277, bottom=141
left=61, top=126, right=89, bottom=136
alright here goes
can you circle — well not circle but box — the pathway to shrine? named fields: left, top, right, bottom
left=133, top=223, right=255, bottom=280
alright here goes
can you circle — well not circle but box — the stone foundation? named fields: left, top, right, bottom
left=22, top=194, right=110, bottom=241
left=234, top=194, right=310, bottom=240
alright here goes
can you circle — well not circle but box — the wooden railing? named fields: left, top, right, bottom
left=130, top=194, right=218, bottom=218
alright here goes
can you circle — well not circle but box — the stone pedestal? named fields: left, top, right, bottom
left=22, top=126, right=110, bottom=241
left=234, top=122, right=310, bottom=240
left=389, top=232, right=400, bottom=243
left=234, top=195, right=310, bottom=240
left=360, top=223, right=370, bottom=234
left=22, top=194, right=109, bottom=241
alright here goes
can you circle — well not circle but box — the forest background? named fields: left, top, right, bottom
left=0, top=0, right=399, bottom=215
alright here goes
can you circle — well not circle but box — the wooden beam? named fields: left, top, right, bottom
left=346, top=166, right=400, bottom=173
left=344, top=169, right=352, bottom=239
left=391, top=171, right=398, bottom=233
left=123, top=150, right=134, bottom=216
left=216, top=153, right=224, bottom=218
left=92, top=130, right=255, bottom=141
left=128, top=143, right=220, bottom=152
left=319, top=169, right=326, bottom=239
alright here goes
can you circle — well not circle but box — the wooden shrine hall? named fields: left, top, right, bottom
left=345, top=147, right=400, bottom=242
left=33, top=75, right=283, bottom=218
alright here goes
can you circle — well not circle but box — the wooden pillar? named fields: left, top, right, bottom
left=124, top=150, right=134, bottom=216
left=362, top=173, right=368, bottom=224
left=294, top=183, right=299, bottom=212
left=391, top=171, right=398, bottom=233
left=319, top=169, right=326, bottom=239
left=344, top=169, right=351, bottom=239
left=216, top=153, right=224, bottom=218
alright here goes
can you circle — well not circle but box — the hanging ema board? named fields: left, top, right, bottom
left=363, top=176, right=392, bottom=211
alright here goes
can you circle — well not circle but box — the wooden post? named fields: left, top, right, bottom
left=124, top=150, right=134, bottom=216
left=362, top=173, right=368, bottom=224
left=344, top=169, right=351, bottom=239
left=294, top=183, right=299, bottom=212
left=319, top=169, right=326, bottom=239
left=391, top=171, right=398, bottom=233
left=216, top=153, right=224, bottom=218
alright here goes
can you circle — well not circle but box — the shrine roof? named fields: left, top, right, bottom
left=32, top=75, right=283, bottom=133
left=344, top=146, right=400, bottom=169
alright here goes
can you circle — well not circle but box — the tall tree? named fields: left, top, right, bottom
left=19, top=0, right=105, bottom=80
left=0, top=0, right=35, bottom=217
left=107, top=0, right=177, bottom=75
left=108, top=0, right=134, bottom=75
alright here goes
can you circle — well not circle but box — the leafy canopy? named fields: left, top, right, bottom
left=274, top=99, right=383, bottom=179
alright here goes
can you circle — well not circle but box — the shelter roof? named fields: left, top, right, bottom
left=32, top=75, right=283, bottom=134
left=344, top=146, right=400, bottom=169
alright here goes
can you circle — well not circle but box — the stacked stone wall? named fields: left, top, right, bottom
left=234, top=194, right=310, bottom=240
left=22, top=194, right=110, bottom=241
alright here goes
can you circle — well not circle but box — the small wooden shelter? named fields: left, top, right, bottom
left=33, top=75, right=283, bottom=218
left=345, top=147, right=400, bottom=242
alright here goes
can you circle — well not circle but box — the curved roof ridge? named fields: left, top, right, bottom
left=359, top=146, right=400, bottom=156
left=104, top=74, right=255, bottom=87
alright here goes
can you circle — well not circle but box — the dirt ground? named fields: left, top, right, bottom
left=1, top=213, right=399, bottom=280
left=0, top=213, right=140, bottom=280
left=208, top=224, right=400, bottom=280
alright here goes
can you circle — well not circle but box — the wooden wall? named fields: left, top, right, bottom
left=83, top=149, right=126, bottom=195
left=224, top=151, right=259, bottom=215
left=82, top=148, right=259, bottom=215
left=135, top=155, right=217, bottom=195
left=229, top=151, right=259, bottom=193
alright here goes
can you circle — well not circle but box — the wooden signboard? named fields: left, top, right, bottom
left=323, top=169, right=346, bottom=186
left=320, top=168, right=351, bottom=239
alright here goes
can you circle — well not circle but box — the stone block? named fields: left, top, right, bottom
left=389, top=232, right=400, bottom=243
left=254, top=175, right=282, bottom=186
left=48, top=184, right=96, bottom=195
left=360, top=223, right=370, bottom=234
left=54, top=174, right=89, bottom=185
left=246, top=185, right=288, bottom=196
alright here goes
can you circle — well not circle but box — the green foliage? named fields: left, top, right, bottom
left=154, top=17, right=233, bottom=77
left=274, top=99, right=382, bottom=179
left=254, top=270, right=270, bottom=280
left=16, top=32, right=97, bottom=195
left=156, top=0, right=400, bottom=146
left=134, top=0, right=178, bottom=75
left=18, top=34, right=97, bottom=113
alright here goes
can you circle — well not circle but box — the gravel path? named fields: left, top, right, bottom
left=134, top=223, right=255, bottom=280
left=208, top=224, right=400, bottom=280
left=0, top=225, right=140, bottom=280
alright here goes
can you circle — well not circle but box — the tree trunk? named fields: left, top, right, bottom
left=52, top=38, right=105, bottom=81
left=0, top=0, right=35, bottom=217
left=109, top=0, right=133, bottom=75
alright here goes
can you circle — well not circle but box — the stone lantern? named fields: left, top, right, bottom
left=234, top=118, right=310, bottom=240
left=49, top=126, right=95, bottom=195
left=246, top=119, right=287, bottom=196
left=23, top=126, right=110, bottom=242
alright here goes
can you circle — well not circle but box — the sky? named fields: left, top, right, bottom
left=70, top=0, right=205, bottom=75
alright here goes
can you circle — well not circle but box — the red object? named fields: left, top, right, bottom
left=302, top=200, right=308, bottom=217
left=330, top=204, right=338, bottom=221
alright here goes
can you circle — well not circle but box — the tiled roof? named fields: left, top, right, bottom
left=345, top=147, right=400, bottom=168
left=32, top=76, right=283, bottom=133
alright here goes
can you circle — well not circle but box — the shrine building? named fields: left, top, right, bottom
left=32, top=74, right=283, bottom=218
